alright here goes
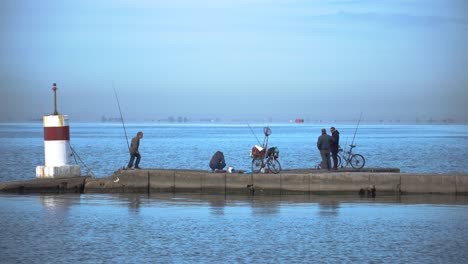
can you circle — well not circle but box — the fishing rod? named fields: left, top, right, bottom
left=113, top=85, right=130, bottom=150
left=350, top=112, right=363, bottom=146
left=247, top=123, right=262, bottom=146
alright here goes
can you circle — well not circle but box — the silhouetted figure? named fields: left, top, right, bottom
left=317, top=128, right=333, bottom=170
left=209, top=151, right=226, bottom=171
left=127, top=131, right=143, bottom=169
left=330, top=127, right=340, bottom=170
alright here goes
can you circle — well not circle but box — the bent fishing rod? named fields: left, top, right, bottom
left=113, top=85, right=130, bottom=150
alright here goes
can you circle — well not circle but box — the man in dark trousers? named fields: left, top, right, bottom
left=127, top=131, right=143, bottom=169
left=209, top=151, right=226, bottom=171
left=317, top=128, right=333, bottom=170
left=330, top=127, right=340, bottom=170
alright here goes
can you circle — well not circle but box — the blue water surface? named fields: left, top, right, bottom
left=1, top=123, right=467, bottom=263
left=0, top=122, right=467, bottom=181
left=0, top=193, right=467, bottom=264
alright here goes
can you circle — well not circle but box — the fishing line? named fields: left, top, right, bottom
left=69, top=143, right=95, bottom=178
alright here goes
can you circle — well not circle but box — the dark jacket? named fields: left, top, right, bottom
left=317, top=134, right=333, bottom=151
left=129, top=136, right=140, bottom=154
left=331, top=130, right=340, bottom=153
left=209, top=151, right=226, bottom=170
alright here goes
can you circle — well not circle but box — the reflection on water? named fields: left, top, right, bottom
left=251, top=197, right=281, bottom=215
left=1, top=193, right=468, bottom=263
left=125, top=195, right=142, bottom=214
left=39, top=196, right=75, bottom=225
left=208, top=197, right=226, bottom=216
left=319, top=201, right=340, bottom=217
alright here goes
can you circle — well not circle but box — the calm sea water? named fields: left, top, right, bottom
left=1, top=123, right=468, bottom=263
left=1, top=193, right=467, bottom=263
left=0, top=122, right=467, bottom=181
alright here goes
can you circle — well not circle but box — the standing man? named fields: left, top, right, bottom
left=127, top=131, right=143, bottom=169
left=330, top=127, right=340, bottom=170
left=317, top=128, right=333, bottom=170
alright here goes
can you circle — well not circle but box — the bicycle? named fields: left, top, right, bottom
left=335, top=144, right=366, bottom=169
left=250, top=127, right=282, bottom=174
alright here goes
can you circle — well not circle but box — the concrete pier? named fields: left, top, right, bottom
left=0, top=176, right=88, bottom=193
left=86, top=169, right=466, bottom=195
left=1, top=169, right=467, bottom=195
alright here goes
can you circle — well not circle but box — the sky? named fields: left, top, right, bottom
left=0, top=0, right=467, bottom=122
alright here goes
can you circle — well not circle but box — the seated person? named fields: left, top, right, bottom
left=209, top=151, right=226, bottom=171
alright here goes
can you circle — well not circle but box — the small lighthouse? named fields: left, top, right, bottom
left=36, top=83, right=81, bottom=178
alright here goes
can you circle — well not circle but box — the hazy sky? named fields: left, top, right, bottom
left=1, top=0, right=467, bottom=122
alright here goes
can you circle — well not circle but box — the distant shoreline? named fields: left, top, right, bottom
left=1, top=120, right=467, bottom=125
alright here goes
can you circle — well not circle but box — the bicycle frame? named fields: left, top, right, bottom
left=336, top=144, right=365, bottom=169
left=252, top=146, right=278, bottom=169
left=337, top=145, right=354, bottom=167
left=250, top=127, right=281, bottom=174
left=252, top=129, right=270, bottom=167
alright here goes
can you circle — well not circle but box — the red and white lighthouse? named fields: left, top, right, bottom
left=36, top=83, right=81, bottom=178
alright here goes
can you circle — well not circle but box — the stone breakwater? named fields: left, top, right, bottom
left=1, top=168, right=467, bottom=195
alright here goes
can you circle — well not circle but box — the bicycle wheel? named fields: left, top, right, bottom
left=350, top=154, right=365, bottom=169
left=252, top=158, right=263, bottom=173
left=266, top=158, right=282, bottom=174
left=334, top=154, right=342, bottom=168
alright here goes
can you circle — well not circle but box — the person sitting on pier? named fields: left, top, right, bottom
left=209, top=151, right=226, bottom=172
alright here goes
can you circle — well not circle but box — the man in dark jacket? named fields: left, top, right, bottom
left=209, top=151, right=226, bottom=171
left=127, top=131, right=143, bottom=169
left=330, top=127, right=340, bottom=170
left=317, top=128, right=333, bottom=170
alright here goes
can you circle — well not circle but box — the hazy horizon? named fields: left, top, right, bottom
left=1, top=0, right=467, bottom=123
left=1, top=113, right=465, bottom=124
